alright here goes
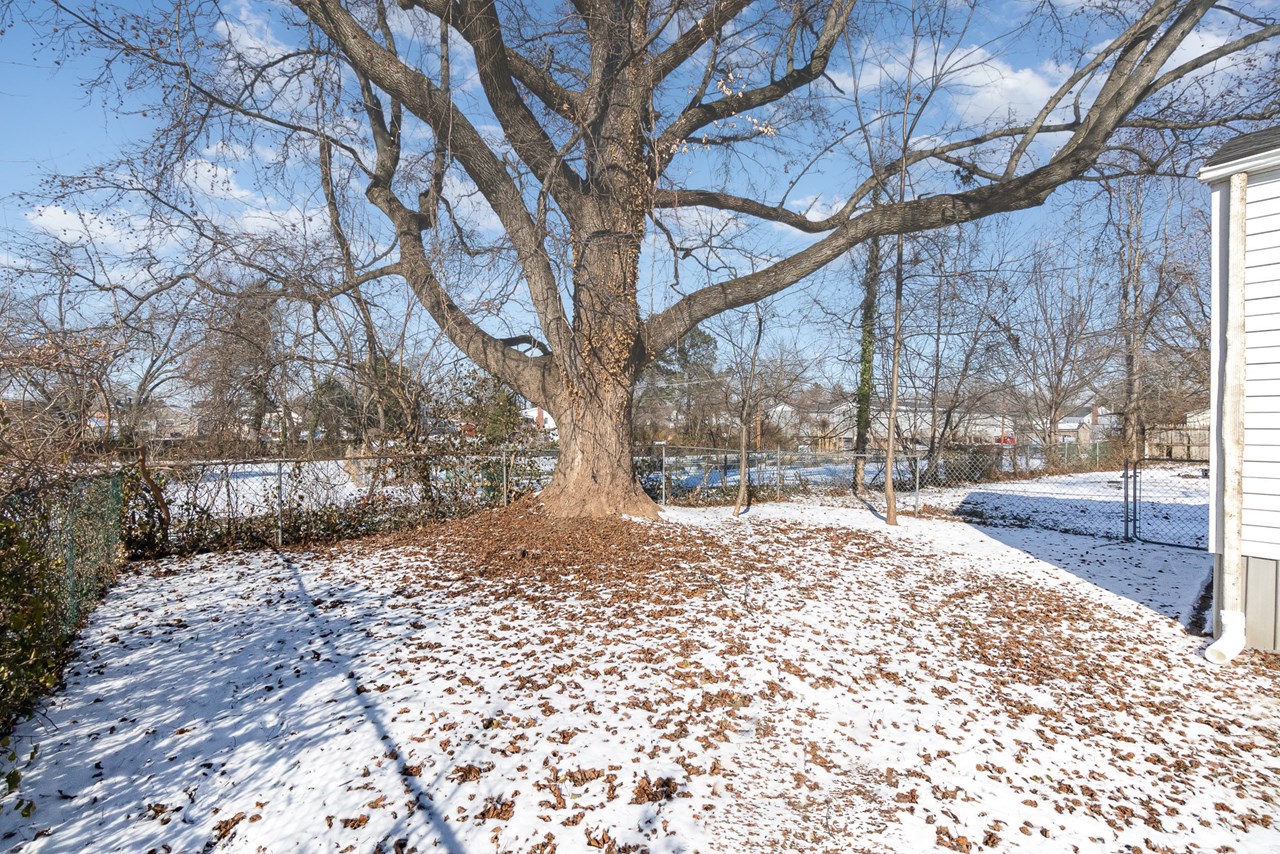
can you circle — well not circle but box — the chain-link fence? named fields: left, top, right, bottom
left=910, top=443, right=1134, bottom=539
left=125, top=441, right=1142, bottom=548
left=118, top=440, right=1209, bottom=555
left=123, top=448, right=561, bottom=557
left=2, top=473, right=123, bottom=728
left=1130, top=458, right=1210, bottom=549
left=113, top=438, right=1213, bottom=558
left=638, top=442, right=1131, bottom=534
left=636, top=444, right=921, bottom=504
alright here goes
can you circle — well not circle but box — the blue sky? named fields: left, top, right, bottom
left=0, top=17, right=141, bottom=226
left=0, top=0, right=1245, bottom=308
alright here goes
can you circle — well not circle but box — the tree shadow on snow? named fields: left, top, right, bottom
left=948, top=492, right=1212, bottom=631
left=0, top=549, right=466, bottom=854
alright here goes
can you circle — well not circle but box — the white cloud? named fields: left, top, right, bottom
left=788, top=194, right=845, bottom=221
left=201, top=140, right=253, bottom=162
left=942, top=47, right=1061, bottom=128
left=216, top=0, right=289, bottom=65
left=443, top=172, right=503, bottom=233
left=179, top=158, right=258, bottom=204
left=26, top=205, right=140, bottom=251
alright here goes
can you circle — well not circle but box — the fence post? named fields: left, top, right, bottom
left=1123, top=459, right=1131, bottom=540
left=660, top=443, right=667, bottom=504
left=64, top=492, right=77, bottom=628
left=776, top=446, right=782, bottom=499
left=275, top=460, right=284, bottom=547
left=914, top=456, right=921, bottom=513
left=502, top=450, right=509, bottom=507
left=225, top=465, right=233, bottom=543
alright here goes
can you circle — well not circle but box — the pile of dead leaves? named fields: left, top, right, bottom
left=374, top=500, right=787, bottom=607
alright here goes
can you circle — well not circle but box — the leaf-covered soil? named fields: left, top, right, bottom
left=1, top=500, right=1276, bottom=853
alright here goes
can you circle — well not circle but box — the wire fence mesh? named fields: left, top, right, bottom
left=2, top=440, right=1211, bottom=737
left=1130, top=458, right=1211, bottom=549
left=112, top=439, right=1213, bottom=557
left=2, top=473, right=123, bottom=728
left=124, top=449, right=560, bottom=557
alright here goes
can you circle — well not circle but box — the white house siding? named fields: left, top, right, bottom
left=1244, top=167, right=1280, bottom=555
left=1244, top=557, right=1280, bottom=649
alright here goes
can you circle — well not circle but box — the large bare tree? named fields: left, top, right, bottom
left=17, top=0, right=1280, bottom=516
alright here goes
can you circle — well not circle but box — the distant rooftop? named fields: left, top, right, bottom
left=1205, top=126, right=1280, bottom=168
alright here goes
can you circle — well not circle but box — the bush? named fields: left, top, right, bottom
left=0, top=516, right=66, bottom=730
left=1, top=476, right=123, bottom=734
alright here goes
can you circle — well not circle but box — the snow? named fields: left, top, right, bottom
left=158, top=458, right=1211, bottom=553
left=915, top=465, right=1209, bottom=547
left=3, top=501, right=1276, bottom=853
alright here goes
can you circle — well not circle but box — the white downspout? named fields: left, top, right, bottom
left=1206, top=170, right=1249, bottom=666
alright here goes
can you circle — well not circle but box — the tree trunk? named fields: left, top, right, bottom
left=853, top=232, right=880, bottom=494
left=733, top=420, right=750, bottom=516
left=538, top=383, right=658, bottom=519
left=884, top=231, right=907, bottom=526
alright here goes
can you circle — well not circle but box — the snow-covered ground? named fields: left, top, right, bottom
left=3, top=501, right=1271, bottom=853
left=160, top=460, right=406, bottom=518
left=156, top=457, right=1210, bottom=552
left=916, top=464, right=1209, bottom=548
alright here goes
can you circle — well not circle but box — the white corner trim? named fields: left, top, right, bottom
left=1200, top=149, right=1280, bottom=183
left=1219, top=171, right=1248, bottom=619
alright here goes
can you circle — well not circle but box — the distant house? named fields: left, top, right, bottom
left=772, top=397, right=1015, bottom=450
left=1200, top=127, right=1280, bottom=660
left=141, top=403, right=200, bottom=440
left=766, top=399, right=855, bottom=450
left=1055, top=405, right=1117, bottom=444
left=520, top=406, right=557, bottom=437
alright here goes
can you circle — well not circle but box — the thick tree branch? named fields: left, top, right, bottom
left=646, top=0, right=1220, bottom=353
left=649, top=0, right=754, bottom=81
left=454, top=0, right=588, bottom=209
left=294, top=0, right=574, bottom=362
left=652, top=0, right=856, bottom=176
left=396, top=0, right=584, bottom=117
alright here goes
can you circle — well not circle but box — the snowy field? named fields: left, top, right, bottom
left=154, top=456, right=1210, bottom=551
left=916, top=465, right=1209, bottom=547
left=159, top=460, right=409, bottom=518
left=3, top=501, right=1273, bottom=853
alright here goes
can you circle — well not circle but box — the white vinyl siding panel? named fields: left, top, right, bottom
left=1247, top=246, right=1280, bottom=270
left=1247, top=311, right=1280, bottom=333
left=1244, top=302, right=1280, bottom=330
left=1250, top=208, right=1280, bottom=229
left=1242, top=514, right=1280, bottom=541
left=1244, top=169, right=1280, bottom=549
left=1248, top=194, right=1280, bottom=219
left=1247, top=445, right=1280, bottom=462
left=1243, top=494, right=1280, bottom=515
left=1244, top=475, right=1280, bottom=495
left=1250, top=223, right=1280, bottom=246
left=1245, top=380, right=1280, bottom=399
left=1244, top=461, right=1280, bottom=479
left=1244, top=425, right=1280, bottom=445
left=1243, top=541, right=1280, bottom=567
left=1248, top=171, right=1280, bottom=202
